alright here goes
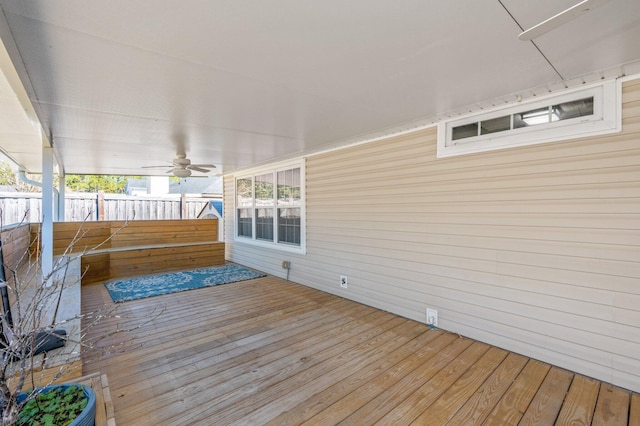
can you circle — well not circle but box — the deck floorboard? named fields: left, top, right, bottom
left=81, top=273, right=638, bottom=425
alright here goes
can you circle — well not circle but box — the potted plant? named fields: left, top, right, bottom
left=17, top=384, right=95, bottom=426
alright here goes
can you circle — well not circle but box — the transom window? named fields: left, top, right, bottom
left=235, top=163, right=304, bottom=252
left=451, top=97, right=595, bottom=141
left=438, top=80, right=620, bottom=157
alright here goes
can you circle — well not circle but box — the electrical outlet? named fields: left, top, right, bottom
left=282, top=260, right=290, bottom=269
left=340, top=275, right=348, bottom=289
left=426, top=308, right=438, bottom=328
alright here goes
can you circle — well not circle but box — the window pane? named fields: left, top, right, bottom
left=514, top=106, right=556, bottom=128
left=554, top=97, right=594, bottom=120
left=237, top=208, right=252, bottom=237
left=278, top=207, right=300, bottom=245
left=452, top=123, right=478, bottom=140
left=480, top=115, right=510, bottom=135
left=255, top=208, right=274, bottom=241
left=255, top=173, right=273, bottom=207
left=277, top=168, right=301, bottom=206
left=236, top=178, right=253, bottom=207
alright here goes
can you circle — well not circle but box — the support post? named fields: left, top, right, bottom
left=97, top=191, right=105, bottom=221
left=41, top=146, right=54, bottom=281
left=58, top=171, right=65, bottom=221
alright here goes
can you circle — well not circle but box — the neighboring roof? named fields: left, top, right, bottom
left=169, top=177, right=222, bottom=195
left=210, top=200, right=222, bottom=217
left=197, top=200, right=223, bottom=218
left=125, top=178, right=147, bottom=189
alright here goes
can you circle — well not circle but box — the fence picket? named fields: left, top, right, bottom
left=0, top=192, right=215, bottom=225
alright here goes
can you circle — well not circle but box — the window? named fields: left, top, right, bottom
left=438, top=80, right=620, bottom=157
left=451, top=97, right=595, bottom=141
left=235, top=163, right=304, bottom=252
left=277, top=168, right=301, bottom=245
left=236, top=177, right=253, bottom=238
left=255, top=173, right=274, bottom=241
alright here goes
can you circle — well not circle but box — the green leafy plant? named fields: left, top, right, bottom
left=18, top=385, right=87, bottom=426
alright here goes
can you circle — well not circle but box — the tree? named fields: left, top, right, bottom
left=0, top=163, right=39, bottom=193
left=0, top=161, right=139, bottom=194
left=0, top=162, right=15, bottom=187
left=64, top=175, right=128, bottom=193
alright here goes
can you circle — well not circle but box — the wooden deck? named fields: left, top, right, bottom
left=81, top=273, right=639, bottom=425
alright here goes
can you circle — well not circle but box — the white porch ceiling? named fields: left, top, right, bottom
left=0, top=0, right=639, bottom=176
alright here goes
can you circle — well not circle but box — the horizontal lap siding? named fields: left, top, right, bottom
left=226, top=78, right=640, bottom=392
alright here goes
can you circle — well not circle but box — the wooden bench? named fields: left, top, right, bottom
left=81, top=240, right=225, bottom=284
left=30, top=219, right=225, bottom=284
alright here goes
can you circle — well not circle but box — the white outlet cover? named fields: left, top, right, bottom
left=340, top=275, right=348, bottom=288
left=426, top=308, right=438, bottom=327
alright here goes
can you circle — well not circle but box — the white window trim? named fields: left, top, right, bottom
left=437, top=80, right=621, bottom=158
left=234, top=160, right=306, bottom=254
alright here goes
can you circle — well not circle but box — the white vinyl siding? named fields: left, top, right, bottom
left=225, top=77, right=640, bottom=393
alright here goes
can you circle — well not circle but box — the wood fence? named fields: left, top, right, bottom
left=0, top=192, right=218, bottom=226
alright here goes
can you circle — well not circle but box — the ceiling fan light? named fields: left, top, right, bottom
left=173, top=168, right=192, bottom=178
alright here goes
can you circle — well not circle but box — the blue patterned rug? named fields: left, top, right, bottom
left=104, top=265, right=266, bottom=302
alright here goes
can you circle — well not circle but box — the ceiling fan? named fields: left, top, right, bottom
left=142, top=154, right=216, bottom=177
left=518, top=0, right=612, bottom=41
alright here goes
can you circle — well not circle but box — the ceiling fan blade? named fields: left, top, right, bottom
left=141, top=165, right=173, bottom=169
left=190, top=163, right=216, bottom=168
left=187, top=166, right=210, bottom=173
left=518, top=0, right=612, bottom=41
left=143, top=153, right=214, bottom=175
